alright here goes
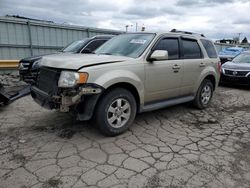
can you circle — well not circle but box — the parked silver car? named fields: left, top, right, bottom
left=31, top=30, right=220, bottom=136
left=221, top=51, right=250, bottom=85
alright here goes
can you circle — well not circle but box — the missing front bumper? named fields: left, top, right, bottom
left=31, top=84, right=104, bottom=120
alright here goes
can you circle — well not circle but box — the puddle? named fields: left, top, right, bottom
left=42, top=178, right=62, bottom=188
left=32, top=123, right=80, bottom=139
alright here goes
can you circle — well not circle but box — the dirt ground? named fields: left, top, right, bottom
left=0, top=85, right=250, bottom=188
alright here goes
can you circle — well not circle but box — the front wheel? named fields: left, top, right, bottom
left=193, top=79, right=214, bottom=109
left=94, top=88, right=137, bottom=136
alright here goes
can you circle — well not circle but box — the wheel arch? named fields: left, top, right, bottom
left=194, top=71, right=218, bottom=94
left=97, top=82, right=141, bottom=113
left=204, top=75, right=216, bottom=89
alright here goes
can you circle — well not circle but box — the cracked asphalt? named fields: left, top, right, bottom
left=0, top=86, right=250, bottom=188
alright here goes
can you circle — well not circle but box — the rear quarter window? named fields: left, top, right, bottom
left=201, top=39, right=218, bottom=58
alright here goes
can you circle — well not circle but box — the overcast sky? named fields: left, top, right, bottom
left=1, top=0, right=250, bottom=40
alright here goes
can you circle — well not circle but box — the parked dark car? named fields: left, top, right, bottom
left=220, top=51, right=250, bottom=85
left=19, top=35, right=113, bottom=83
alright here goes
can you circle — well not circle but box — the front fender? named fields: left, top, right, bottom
left=93, top=70, right=144, bottom=104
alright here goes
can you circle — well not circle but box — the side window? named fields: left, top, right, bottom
left=201, top=39, right=218, bottom=58
left=181, top=39, right=202, bottom=59
left=154, top=38, right=179, bottom=60
left=83, top=40, right=107, bottom=52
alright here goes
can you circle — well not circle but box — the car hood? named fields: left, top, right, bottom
left=20, top=52, right=78, bottom=63
left=222, top=61, right=250, bottom=70
left=20, top=52, right=62, bottom=62
left=218, top=54, right=236, bottom=59
left=40, top=53, right=132, bottom=70
left=20, top=55, right=44, bottom=62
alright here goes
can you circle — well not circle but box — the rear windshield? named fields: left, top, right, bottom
left=201, top=39, right=218, bottom=58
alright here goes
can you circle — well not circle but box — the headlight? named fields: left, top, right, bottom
left=32, top=59, right=41, bottom=69
left=58, top=71, right=88, bottom=88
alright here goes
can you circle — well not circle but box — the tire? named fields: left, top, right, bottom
left=193, top=79, right=214, bottom=109
left=94, top=88, right=137, bottom=136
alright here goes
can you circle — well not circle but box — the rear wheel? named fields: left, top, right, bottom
left=94, top=88, right=136, bottom=136
left=193, top=79, right=214, bottom=109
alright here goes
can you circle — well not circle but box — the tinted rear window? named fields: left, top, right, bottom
left=201, top=39, right=218, bottom=58
left=182, top=39, right=202, bottom=59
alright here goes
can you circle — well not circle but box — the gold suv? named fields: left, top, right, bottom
left=31, top=30, right=221, bottom=136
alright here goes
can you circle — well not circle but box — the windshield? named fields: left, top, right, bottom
left=95, top=33, right=155, bottom=58
left=233, top=53, right=250, bottom=63
left=62, top=40, right=87, bottom=53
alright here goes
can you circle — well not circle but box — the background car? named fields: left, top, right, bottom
left=218, top=47, right=245, bottom=64
left=220, top=51, right=250, bottom=85
left=19, top=35, right=113, bottom=83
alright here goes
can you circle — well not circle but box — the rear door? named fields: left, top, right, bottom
left=145, top=37, right=183, bottom=102
left=179, top=38, right=205, bottom=95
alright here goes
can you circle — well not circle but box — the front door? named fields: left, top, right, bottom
left=144, top=37, right=183, bottom=103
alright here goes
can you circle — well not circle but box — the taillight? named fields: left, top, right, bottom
left=218, top=61, right=222, bottom=73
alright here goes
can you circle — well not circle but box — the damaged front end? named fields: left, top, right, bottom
left=31, top=67, right=103, bottom=120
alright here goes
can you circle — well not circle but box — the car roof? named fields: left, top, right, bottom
left=91, top=35, right=115, bottom=39
left=123, top=31, right=207, bottom=39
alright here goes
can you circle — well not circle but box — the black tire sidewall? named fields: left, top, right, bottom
left=195, top=79, right=214, bottom=109
left=95, top=88, right=136, bottom=136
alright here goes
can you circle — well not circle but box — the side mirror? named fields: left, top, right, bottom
left=149, top=50, right=168, bottom=61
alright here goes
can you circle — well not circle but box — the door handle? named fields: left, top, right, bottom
left=172, top=64, right=180, bottom=73
left=172, top=64, right=180, bottom=70
left=199, top=62, right=206, bottom=67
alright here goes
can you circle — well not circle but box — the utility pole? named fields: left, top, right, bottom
left=125, top=25, right=129, bottom=32
left=125, top=25, right=133, bottom=32
left=238, top=33, right=242, bottom=44
left=135, top=23, right=138, bottom=32
left=141, top=24, right=145, bottom=32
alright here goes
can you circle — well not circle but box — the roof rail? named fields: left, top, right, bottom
left=170, top=29, right=205, bottom=37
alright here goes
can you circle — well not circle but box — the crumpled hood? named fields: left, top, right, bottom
left=40, top=53, right=131, bottom=70
left=222, top=61, right=250, bottom=70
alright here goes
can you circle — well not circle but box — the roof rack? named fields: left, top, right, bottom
left=170, top=29, right=205, bottom=37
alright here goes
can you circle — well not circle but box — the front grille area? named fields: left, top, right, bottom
left=20, top=61, right=30, bottom=69
left=37, top=67, right=60, bottom=95
left=224, top=69, right=249, bottom=77
left=221, top=74, right=250, bottom=85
